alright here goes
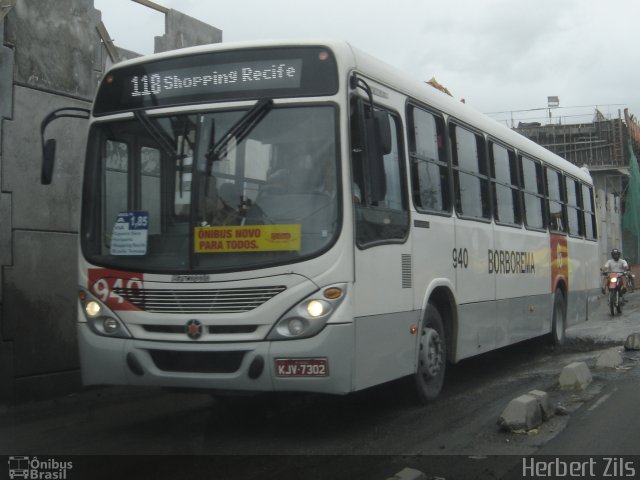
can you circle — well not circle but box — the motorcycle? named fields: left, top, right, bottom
left=605, top=272, right=624, bottom=316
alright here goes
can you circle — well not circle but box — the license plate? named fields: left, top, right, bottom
left=274, top=358, right=329, bottom=377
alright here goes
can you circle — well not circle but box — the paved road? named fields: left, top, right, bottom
left=539, top=369, right=640, bottom=455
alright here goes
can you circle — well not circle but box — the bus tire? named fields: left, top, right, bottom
left=415, top=303, right=446, bottom=403
left=551, top=290, right=566, bottom=346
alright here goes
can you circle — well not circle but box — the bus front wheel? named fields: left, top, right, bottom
left=415, top=303, right=446, bottom=403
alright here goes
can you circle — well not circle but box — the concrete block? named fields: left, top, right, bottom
left=559, top=362, right=592, bottom=390
left=386, top=468, right=428, bottom=480
left=528, top=389, right=553, bottom=420
left=498, top=393, right=542, bottom=431
left=596, top=348, right=623, bottom=368
left=624, top=333, right=640, bottom=351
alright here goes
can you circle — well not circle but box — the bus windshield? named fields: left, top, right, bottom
left=81, top=104, right=340, bottom=273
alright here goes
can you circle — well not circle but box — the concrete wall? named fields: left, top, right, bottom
left=593, top=174, right=624, bottom=265
left=155, top=9, right=222, bottom=53
left=0, top=0, right=103, bottom=404
left=0, top=0, right=222, bottom=405
left=0, top=11, right=13, bottom=403
left=7, top=0, right=103, bottom=98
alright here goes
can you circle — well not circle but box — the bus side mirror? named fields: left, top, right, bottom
left=41, top=139, right=57, bottom=185
left=39, top=107, right=90, bottom=185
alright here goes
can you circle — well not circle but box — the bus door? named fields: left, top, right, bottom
left=350, top=98, right=414, bottom=390
left=450, top=124, right=497, bottom=356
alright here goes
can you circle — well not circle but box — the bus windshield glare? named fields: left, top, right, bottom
left=81, top=104, right=340, bottom=273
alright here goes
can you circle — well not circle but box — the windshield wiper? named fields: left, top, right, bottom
left=205, top=99, right=273, bottom=163
left=134, top=110, right=182, bottom=160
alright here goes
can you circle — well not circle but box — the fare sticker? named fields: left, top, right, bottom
left=110, top=211, right=149, bottom=256
left=195, top=225, right=301, bottom=253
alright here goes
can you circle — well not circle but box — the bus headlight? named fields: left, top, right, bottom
left=78, top=289, right=132, bottom=339
left=267, top=284, right=346, bottom=340
left=307, top=299, right=327, bottom=317
left=85, top=301, right=102, bottom=318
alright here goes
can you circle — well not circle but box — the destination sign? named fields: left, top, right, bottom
left=128, top=59, right=303, bottom=100
left=93, top=46, right=339, bottom=116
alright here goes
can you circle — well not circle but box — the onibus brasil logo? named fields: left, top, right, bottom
left=8, top=456, right=73, bottom=479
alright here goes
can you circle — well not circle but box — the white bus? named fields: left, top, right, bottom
left=41, top=40, right=600, bottom=402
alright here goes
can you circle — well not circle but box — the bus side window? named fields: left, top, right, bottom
left=546, top=167, right=566, bottom=233
left=582, top=183, right=598, bottom=240
left=565, top=176, right=581, bottom=237
left=520, top=155, right=546, bottom=230
left=450, top=124, right=490, bottom=220
left=104, top=139, right=129, bottom=248
left=408, top=105, right=449, bottom=213
left=350, top=97, right=408, bottom=247
left=490, top=142, right=520, bottom=226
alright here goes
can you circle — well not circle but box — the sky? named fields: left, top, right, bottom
left=93, top=0, right=640, bottom=127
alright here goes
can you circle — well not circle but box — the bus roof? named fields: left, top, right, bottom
left=105, top=39, right=592, bottom=184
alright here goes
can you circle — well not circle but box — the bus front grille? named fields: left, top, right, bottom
left=112, top=286, right=286, bottom=313
left=142, top=324, right=258, bottom=334
left=148, top=349, right=247, bottom=373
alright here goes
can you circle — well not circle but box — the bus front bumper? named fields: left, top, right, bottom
left=77, top=322, right=354, bottom=395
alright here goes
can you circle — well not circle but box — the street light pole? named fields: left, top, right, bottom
left=547, top=96, right=559, bottom=125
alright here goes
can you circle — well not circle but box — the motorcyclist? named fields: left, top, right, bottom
left=601, top=248, right=629, bottom=299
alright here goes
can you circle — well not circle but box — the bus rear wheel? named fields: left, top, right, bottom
left=415, top=303, right=446, bottom=403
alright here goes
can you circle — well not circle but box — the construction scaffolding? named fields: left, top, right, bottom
left=514, top=110, right=628, bottom=170
left=625, top=108, right=640, bottom=155
left=513, top=109, right=636, bottom=265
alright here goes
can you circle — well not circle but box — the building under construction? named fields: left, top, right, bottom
left=514, top=109, right=640, bottom=264
left=514, top=109, right=633, bottom=169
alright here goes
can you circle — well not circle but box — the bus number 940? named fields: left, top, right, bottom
left=452, top=248, right=469, bottom=269
left=93, top=277, right=143, bottom=306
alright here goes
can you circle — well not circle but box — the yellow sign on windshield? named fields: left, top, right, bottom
left=194, top=224, right=301, bottom=253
